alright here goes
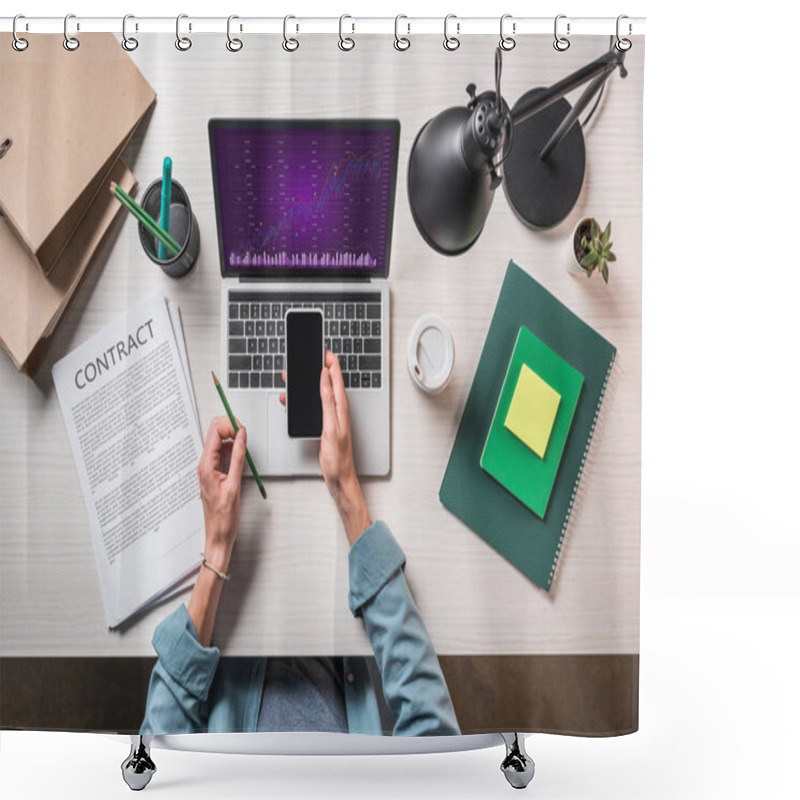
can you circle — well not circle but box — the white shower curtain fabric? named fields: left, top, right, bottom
left=0, top=30, right=644, bottom=738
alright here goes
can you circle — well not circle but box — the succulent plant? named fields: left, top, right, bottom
left=578, top=219, right=616, bottom=283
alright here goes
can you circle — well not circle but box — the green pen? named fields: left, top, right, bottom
left=157, top=157, right=173, bottom=260
left=211, top=370, right=267, bottom=499
left=109, top=181, right=182, bottom=255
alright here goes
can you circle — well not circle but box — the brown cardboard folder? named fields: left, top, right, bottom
left=1, top=160, right=137, bottom=374
left=0, top=33, right=155, bottom=273
left=0, top=32, right=155, bottom=375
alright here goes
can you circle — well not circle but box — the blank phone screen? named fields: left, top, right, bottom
left=287, top=311, right=323, bottom=438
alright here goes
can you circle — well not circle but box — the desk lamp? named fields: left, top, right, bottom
left=407, top=42, right=627, bottom=254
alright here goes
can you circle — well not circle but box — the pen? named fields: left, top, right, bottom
left=211, top=370, right=267, bottom=500
left=109, top=181, right=182, bottom=256
left=157, top=157, right=173, bottom=260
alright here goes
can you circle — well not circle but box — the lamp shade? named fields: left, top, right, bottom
left=407, top=106, right=496, bottom=256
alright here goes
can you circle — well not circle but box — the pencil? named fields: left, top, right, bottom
left=211, top=371, right=267, bottom=500
left=109, top=181, right=182, bottom=256
left=157, top=157, right=173, bottom=260
left=111, top=180, right=181, bottom=255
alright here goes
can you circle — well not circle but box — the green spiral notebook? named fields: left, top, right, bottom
left=480, top=326, right=584, bottom=518
left=439, top=261, right=616, bottom=591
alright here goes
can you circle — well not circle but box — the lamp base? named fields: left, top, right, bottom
left=502, top=89, right=586, bottom=230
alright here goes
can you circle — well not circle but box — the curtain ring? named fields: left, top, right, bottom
left=282, top=15, right=299, bottom=51
left=615, top=15, right=632, bottom=51
left=394, top=14, right=410, bottom=51
left=63, top=13, right=80, bottom=51
left=338, top=14, right=355, bottom=51
left=499, top=14, right=516, bottom=51
left=443, top=14, right=460, bottom=51
left=175, top=14, right=192, bottom=51
left=553, top=14, right=570, bottom=51
left=12, top=15, right=29, bottom=52
left=226, top=15, right=243, bottom=52
left=121, top=14, right=139, bottom=51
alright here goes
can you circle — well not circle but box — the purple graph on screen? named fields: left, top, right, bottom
left=213, top=126, right=396, bottom=270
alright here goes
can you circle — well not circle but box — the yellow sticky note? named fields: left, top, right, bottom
left=504, top=364, right=561, bottom=458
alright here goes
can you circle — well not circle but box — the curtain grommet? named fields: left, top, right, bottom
left=226, top=14, right=243, bottom=52
left=444, top=14, right=460, bottom=51
left=338, top=14, right=355, bottom=51
left=121, top=14, right=139, bottom=51
left=63, top=13, right=80, bottom=51
left=175, top=14, right=192, bottom=51
left=500, top=14, right=516, bottom=51
left=615, top=15, right=632, bottom=51
left=12, top=14, right=29, bottom=52
left=394, top=14, right=410, bottom=51
left=554, top=14, right=570, bottom=51
left=282, top=15, right=299, bottom=52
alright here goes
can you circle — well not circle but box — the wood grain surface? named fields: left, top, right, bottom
left=0, top=34, right=643, bottom=656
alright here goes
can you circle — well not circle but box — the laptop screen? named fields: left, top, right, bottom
left=209, top=119, right=400, bottom=279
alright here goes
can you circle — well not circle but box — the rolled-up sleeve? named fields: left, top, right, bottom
left=140, top=604, right=221, bottom=735
left=348, top=520, right=460, bottom=736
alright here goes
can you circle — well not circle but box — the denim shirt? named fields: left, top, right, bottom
left=140, top=520, right=460, bottom=737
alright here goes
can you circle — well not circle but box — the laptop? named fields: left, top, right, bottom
left=209, top=119, right=400, bottom=477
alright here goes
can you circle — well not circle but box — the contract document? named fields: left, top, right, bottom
left=53, top=293, right=204, bottom=628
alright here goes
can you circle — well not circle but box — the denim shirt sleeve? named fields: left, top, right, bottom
left=140, top=603, right=221, bottom=735
left=348, top=520, right=460, bottom=736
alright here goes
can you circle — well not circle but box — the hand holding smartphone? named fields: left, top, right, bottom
left=286, top=309, right=324, bottom=438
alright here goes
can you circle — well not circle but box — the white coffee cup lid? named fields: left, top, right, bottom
left=407, top=314, right=455, bottom=395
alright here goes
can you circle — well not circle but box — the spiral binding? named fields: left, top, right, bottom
left=548, top=352, right=616, bottom=589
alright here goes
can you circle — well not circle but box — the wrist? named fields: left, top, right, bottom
left=203, top=537, right=234, bottom=573
left=336, top=475, right=371, bottom=546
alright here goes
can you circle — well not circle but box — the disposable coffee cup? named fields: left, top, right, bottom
left=407, top=314, right=455, bottom=395
left=138, top=178, right=200, bottom=278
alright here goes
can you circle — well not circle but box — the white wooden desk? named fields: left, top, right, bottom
left=0, top=35, right=643, bottom=657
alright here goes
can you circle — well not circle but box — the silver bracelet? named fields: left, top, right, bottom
left=200, top=552, right=230, bottom=582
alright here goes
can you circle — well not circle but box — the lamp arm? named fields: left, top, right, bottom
left=509, top=46, right=627, bottom=130
left=538, top=71, right=608, bottom=162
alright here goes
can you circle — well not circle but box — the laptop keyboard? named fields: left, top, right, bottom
left=227, top=291, right=383, bottom=391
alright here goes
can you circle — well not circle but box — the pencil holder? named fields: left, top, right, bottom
left=138, top=178, right=200, bottom=278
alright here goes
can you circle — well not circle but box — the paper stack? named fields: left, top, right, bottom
left=52, top=294, right=204, bottom=629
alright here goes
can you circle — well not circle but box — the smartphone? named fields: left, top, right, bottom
left=286, top=309, right=324, bottom=438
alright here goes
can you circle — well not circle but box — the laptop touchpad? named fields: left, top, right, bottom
left=265, top=393, right=320, bottom=477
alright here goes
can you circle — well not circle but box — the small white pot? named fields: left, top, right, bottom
left=566, top=218, right=592, bottom=277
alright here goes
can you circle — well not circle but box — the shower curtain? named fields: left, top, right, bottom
left=0, top=26, right=643, bottom=743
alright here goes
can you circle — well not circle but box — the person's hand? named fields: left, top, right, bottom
left=279, top=350, right=371, bottom=545
left=317, top=349, right=358, bottom=496
left=197, top=416, right=247, bottom=572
